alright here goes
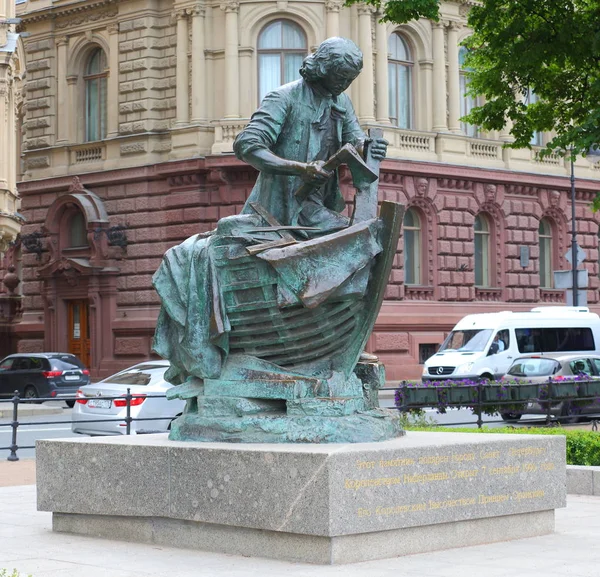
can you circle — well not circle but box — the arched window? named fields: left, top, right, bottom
left=258, top=20, right=307, bottom=102
left=84, top=48, right=107, bottom=142
left=69, top=212, right=88, bottom=248
left=388, top=33, right=413, bottom=129
left=539, top=218, right=553, bottom=288
left=459, top=47, right=478, bottom=137
left=403, top=208, right=421, bottom=285
left=474, top=214, right=491, bottom=287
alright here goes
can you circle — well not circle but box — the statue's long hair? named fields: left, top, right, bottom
left=300, top=37, right=363, bottom=82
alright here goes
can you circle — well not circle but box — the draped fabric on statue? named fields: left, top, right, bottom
left=152, top=234, right=229, bottom=385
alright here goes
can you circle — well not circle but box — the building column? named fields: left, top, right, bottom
left=375, top=10, right=390, bottom=124
left=432, top=22, right=447, bottom=132
left=221, top=1, right=240, bottom=119
left=191, top=3, right=207, bottom=122
left=175, top=9, right=189, bottom=126
left=325, top=0, right=342, bottom=38
left=55, top=36, right=69, bottom=144
left=446, top=21, right=461, bottom=133
left=107, top=24, right=119, bottom=138
left=357, top=3, right=375, bottom=122
left=66, top=76, right=77, bottom=142
left=0, top=83, right=7, bottom=191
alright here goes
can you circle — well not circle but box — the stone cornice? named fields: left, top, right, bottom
left=18, top=0, right=119, bottom=27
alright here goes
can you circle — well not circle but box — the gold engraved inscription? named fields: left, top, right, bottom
left=509, top=446, right=547, bottom=457
left=379, top=457, right=415, bottom=468
left=513, top=489, right=545, bottom=501
left=345, top=477, right=402, bottom=490
left=478, top=494, right=510, bottom=504
left=349, top=444, right=552, bottom=517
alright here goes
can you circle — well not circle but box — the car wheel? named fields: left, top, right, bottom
left=65, top=400, right=75, bottom=408
left=24, top=386, right=42, bottom=404
left=560, top=402, right=580, bottom=425
left=500, top=412, right=522, bottom=422
left=479, top=373, right=494, bottom=383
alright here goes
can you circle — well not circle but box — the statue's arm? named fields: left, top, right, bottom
left=341, top=96, right=388, bottom=161
left=341, top=96, right=366, bottom=151
left=234, top=90, right=331, bottom=184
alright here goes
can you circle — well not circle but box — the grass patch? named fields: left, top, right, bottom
left=405, top=426, right=600, bottom=466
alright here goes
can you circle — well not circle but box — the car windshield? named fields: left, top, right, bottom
left=439, top=329, right=493, bottom=352
left=50, top=356, right=84, bottom=370
left=102, top=364, right=169, bottom=386
left=507, top=358, right=561, bottom=377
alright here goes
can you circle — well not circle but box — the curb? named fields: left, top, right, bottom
left=566, top=465, right=600, bottom=496
left=0, top=405, right=65, bottom=418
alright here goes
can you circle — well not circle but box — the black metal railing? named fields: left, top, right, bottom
left=2, top=380, right=599, bottom=461
left=0, top=389, right=170, bottom=461
left=383, top=378, right=600, bottom=430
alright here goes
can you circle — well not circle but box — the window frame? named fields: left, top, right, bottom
left=84, top=48, right=108, bottom=143
left=403, top=207, right=422, bottom=285
left=69, top=211, right=89, bottom=248
left=388, top=32, right=414, bottom=129
left=539, top=218, right=553, bottom=288
left=257, top=19, right=308, bottom=103
left=459, top=46, right=479, bottom=137
left=474, top=213, right=492, bottom=287
left=527, top=89, right=543, bottom=146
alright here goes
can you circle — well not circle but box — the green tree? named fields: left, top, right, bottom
left=346, top=0, right=600, bottom=161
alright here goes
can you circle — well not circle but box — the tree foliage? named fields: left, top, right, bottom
left=345, top=0, right=600, bottom=161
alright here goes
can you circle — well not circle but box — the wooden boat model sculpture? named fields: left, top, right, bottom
left=155, top=129, right=405, bottom=443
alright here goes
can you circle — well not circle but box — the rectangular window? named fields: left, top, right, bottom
left=419, top=343, right=438, bottom=364
left=515, top=327, right=595, bottom=353
left=474, top=234, right=489, bottom=286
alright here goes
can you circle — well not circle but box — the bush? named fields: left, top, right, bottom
left=0, top=570, right=32, bottom=577
left=405, top=426, right=600, bottom=466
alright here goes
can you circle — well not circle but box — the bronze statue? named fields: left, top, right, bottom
left=152, top=37, right=405, bottom=443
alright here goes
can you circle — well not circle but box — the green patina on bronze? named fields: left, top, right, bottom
left=152, top=37, right=405, bottom=443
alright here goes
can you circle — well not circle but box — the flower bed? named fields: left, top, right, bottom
left=394, top=377, right=597, bottom=417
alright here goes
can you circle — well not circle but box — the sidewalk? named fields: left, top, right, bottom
left=0, top=465, right=599, bottom=577
left=0, top=403, right=65, bottom=419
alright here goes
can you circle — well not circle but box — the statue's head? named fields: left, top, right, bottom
left=300, top=37, right=363, bottom=96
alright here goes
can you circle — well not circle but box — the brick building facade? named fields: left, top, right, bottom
left=2, top=0, right=600, bottom=380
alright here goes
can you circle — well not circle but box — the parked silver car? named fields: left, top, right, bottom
left=500, top=353, right=600, bottom=422
left=71, top=361, right=185, bottom=435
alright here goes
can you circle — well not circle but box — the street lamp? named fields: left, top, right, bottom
left=569, top=145, right=600, bottom=305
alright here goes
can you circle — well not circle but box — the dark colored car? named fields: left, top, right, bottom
left=0, top=353, right=90, bottom=407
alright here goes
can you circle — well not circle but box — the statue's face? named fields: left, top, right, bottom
left=319, top=64, right=360, bottom=96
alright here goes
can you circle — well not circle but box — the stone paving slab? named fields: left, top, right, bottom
left=0, top=485, right=599, bottom=577
left=0, top=458, right=36, bottom=487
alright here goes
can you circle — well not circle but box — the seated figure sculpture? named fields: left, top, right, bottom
left=152, top=37, right=405, bottom=443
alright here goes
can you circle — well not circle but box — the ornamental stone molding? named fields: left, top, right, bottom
left=220, top=1, right=240, bottom=14
left=325, top=0, right=344, bottom=13
left=357, top=3, right=377, bottom=16
left=191, top=3, right=207, bottom=17
left=54, top=7, right=119, bottom=30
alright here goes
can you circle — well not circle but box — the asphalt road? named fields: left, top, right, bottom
left=0, top=405, right=81, bottom=460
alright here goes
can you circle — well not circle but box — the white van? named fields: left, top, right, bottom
left=422, top=306, right=600, bottom=381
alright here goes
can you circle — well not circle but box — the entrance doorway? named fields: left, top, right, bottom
left=67, top=300, right=91, bottom=368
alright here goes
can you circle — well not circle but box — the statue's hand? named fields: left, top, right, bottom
left=369, top=138, right=389, bottom=161
left=301, top=160, right=333, bottom=186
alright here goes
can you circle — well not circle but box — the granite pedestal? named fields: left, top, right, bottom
left=36, top=432, right=566, bottom=564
